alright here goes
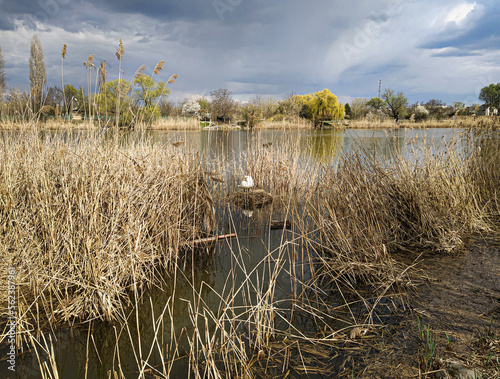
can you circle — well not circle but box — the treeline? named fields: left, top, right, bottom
left=344, top=89, right=500, bottom=123
left=0, top=35, right=346, bottom=128
left=179, top=88, right=345, bottom=127
left=1, top=35, right=499, bottom=127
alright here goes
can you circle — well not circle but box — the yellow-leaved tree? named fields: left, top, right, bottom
left=295, top=89, right=344, bottom=127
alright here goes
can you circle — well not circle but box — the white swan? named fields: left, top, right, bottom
left=239, top=175, right=254, bottom=190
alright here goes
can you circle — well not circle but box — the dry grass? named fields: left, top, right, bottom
left=149, top=117, right=201, bottom=130
left=226, top=189, right=273, bottom=208
left=347, top=116, right=500, bottom=129
left=468, top=127, right=500, bottom=220
left=255, top=118, right=314, bottom=129
left=0, top=117, right=201, bottom=131
left=0, top=131, right=215, bottom=325
left=0, top=118, right=99, bottom=130
left=231, top=129, right=495, bottom=292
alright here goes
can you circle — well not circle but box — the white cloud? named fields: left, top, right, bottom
left=445, top=2, right=476, bottom=25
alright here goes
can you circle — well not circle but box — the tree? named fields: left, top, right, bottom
left=158, top=99, right=174, bottom=117
left=210, top=88, right=235, bottom=122
left=381, top=89, right=407, bottom=122
left=479, top=83, right=500, bottom=111
left=133, top=74, right=169, bottom=107
left=414, top=105, right=429, bottom=121
left=277, top=93, right=302, bottom=121
left=182, top=98, right=201, bottom=117
left=29, top=34, right=47, bottom=114
left=344, top=103, right=352, bottom=119
left=350, top=98, right=371, bottom=119
left=197, top=97, right=210, bottom=120
left=41, top=86, right=64, bottom=115
left=5, top=88, right=31, bottom=120
left=366, top=97, right=386, bottom=110
left=424, top=99, right=448, bottom=120
left=95, top=79, right=134, bottom=126
left=295, top=89, right=344, bottom=127
left=63, top=84, right=79, bottom=114
left=250, top=96, right=278, bottom=119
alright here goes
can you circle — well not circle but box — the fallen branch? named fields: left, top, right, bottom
left=186, top=233, right=237, bottom=245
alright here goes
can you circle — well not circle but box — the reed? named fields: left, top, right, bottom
left=347, top=116, right=499, bottom=129
left=0, top=130, right=215, bottom=326
left=256, top=118, right=314, bottom=129
left=225, top=130, right=495, bottom=294
left=148, top=117, right=201, bottom=130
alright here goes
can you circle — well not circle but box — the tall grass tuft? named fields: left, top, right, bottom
left=0, top=131, right=216, bottom=324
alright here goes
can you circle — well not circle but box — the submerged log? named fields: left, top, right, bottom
left=186, top=233, right=237, bottom=245
left=270, top=220, right=292, bottom=230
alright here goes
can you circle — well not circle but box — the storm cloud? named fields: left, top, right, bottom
left=0, top=0, right=499, bottom=105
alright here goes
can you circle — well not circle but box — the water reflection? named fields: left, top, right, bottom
left=0, top=127, right=465, bottom=163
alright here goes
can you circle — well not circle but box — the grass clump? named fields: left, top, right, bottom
left=0, top=131, right=215, bottom=324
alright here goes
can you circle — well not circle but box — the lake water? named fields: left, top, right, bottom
left=2, top=127, right=466, bottom=378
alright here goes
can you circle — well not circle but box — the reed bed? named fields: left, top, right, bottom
left=231, top=130, right=494, bottom=291
left=468, top=127, right=500, bottom=220
left=2, top=126, right=499, bottom=377
left=347, top=115, right=499, bottom=129
left=256, top=119, right=314, bottom=129
left=0, top=119, right=99, bottom=131
left=0, top=131, right=215, bottom=325
left=149, top=117, right=201, bottom=130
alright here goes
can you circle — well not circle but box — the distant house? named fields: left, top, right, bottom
left=486, top=106, right=498, bottom=116
left=477, top=104, right=498, bottom=116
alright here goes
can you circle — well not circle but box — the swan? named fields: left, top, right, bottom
left=239, top=175, right=254, bottom=190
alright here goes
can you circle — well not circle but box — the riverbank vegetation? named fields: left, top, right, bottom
left=2, top=37, right=499, bottom=131
left=1, top=122, right=499, bottom=377
left=1, top=37, right=499, bottom=377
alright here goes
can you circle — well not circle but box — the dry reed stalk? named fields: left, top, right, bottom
left=0, top=131, right=216, bottom=328
left=1, top=127, right=498, bottom=377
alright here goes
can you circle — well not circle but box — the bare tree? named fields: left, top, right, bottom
left=29, top=34, right=47, bottom=114
left=278, top=93, right=301, bottom=121
left=350, top=98, right=370, bottom=119
left=251, top=95, right=278, bottom=119
left=210, top=88, right=235, bottom=123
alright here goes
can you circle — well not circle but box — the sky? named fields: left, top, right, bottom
left=0, top=0, right=499, bottom=105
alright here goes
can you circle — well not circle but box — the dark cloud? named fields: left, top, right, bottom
left=1, top=0, right=500, bottom=106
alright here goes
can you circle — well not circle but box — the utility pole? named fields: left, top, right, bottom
left=378, top=80, right=382, bottom=98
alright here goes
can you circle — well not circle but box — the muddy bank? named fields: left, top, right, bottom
left=353, top=237, right=500, bottom=378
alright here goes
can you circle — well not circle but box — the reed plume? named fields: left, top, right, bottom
left=153, top=60, right=165, bottom=75
left=134, top=65, right=146, bottom=79
left=168, top=74, right=179, bottom=84
left=84, top=54, right=95, bottom=68
left=115, top=38, right=124, bottom=61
